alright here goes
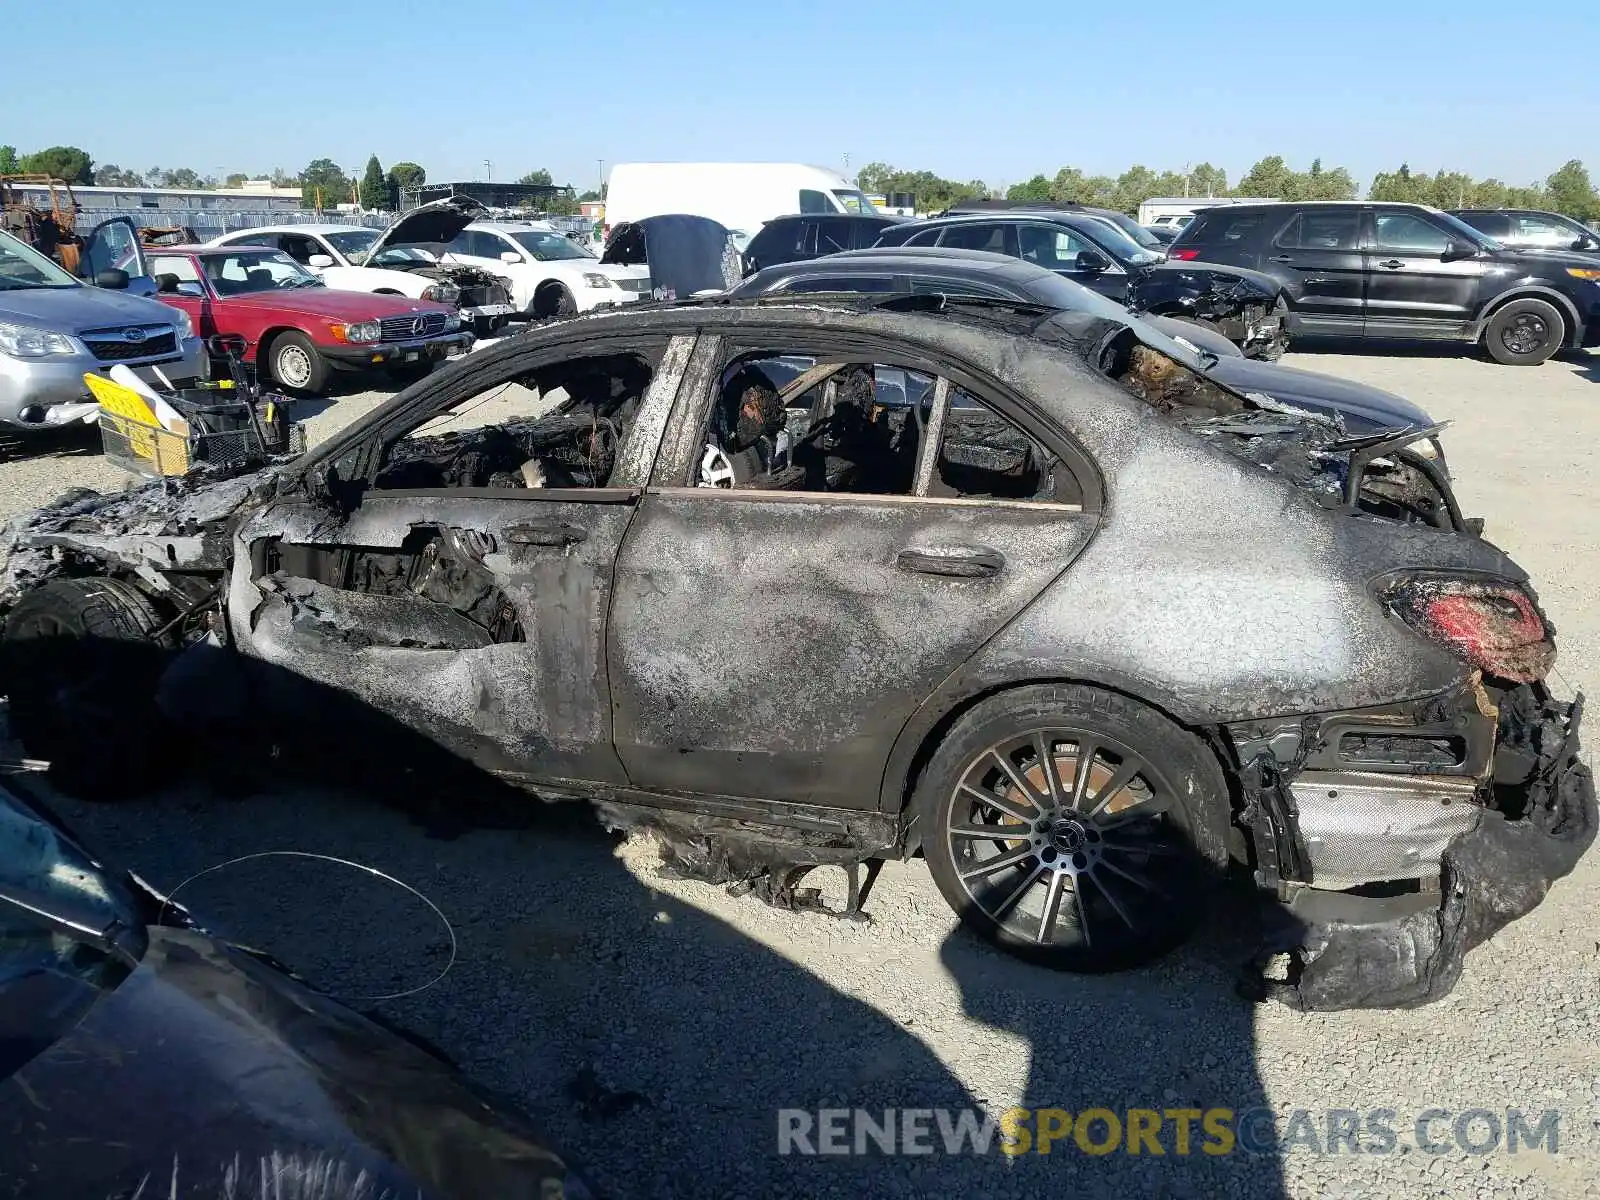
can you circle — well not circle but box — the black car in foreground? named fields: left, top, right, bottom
left=730, top=247, right=1439, bottom=436
left=1170, top=201, right=1600, bottom=365
left=877, top=210, right=1290, bottom=358
left=0, top=779, right=593, bottom=1199
left=740, top=211, right=907, bottom=275
left=1449, top=208, right=1600, bottom=256
left=0, top=297, right=1589, bottom=1012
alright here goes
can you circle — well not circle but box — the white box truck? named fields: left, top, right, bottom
left=602, top=163, right=877, bottom=245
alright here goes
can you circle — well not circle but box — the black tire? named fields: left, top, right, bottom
left=534, top=283, right=577, bottom=320
left=1483, top=298, right=1565, bottom=366
left=916, top=683, right=1231, bottom=971
left=2, top=578, right=169, bottom=797
left=265, top=330, right=329, bottom=394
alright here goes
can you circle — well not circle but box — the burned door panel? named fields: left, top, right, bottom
left=608, top=492, right=1097, bottom=809
left=228, top=491, right=634, bottom=784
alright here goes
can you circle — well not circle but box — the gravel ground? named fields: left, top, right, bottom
left=9, top=344, right=1600, bottom=1200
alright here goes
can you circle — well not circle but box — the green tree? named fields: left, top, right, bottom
left=1236, top=155, right=1294, bottom=199
left=1368, top=163, right=1430, bottom=204
left=223, top=172, right=250, bottom=188
left=1112, top=165, right=1160, bottom=213
left=95, top=164, right=145, bottom=187
left=1006, top=174, right=1052, bottom=201
left=1189, top=162, right=1228, bottom=198
left=155, top=167, right=211, bottom=189
left=1470, top=178, right=1509, bottom=209
left=578, top=189, right=601, bottom=202
left=0, top=146, right=20, bottom=174
left=1299, top=159, right=1359, bottom=201
left=519, top=168, right=554, bottom=186
left=388, top=161, right=426, bottom=198
left=1545, top=159, right=1598, bottom=220
left=269, top=167, right=298, bottom=188
left=358, top=154, right=388, bottom=210
left=19, top=145, right=93, bottom=183
left=300, top=158, right=351, bottom=209
left=1504, top=182, right=1549, bottom=209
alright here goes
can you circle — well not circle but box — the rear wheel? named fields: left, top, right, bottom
left=1483, top=298, right=1565, bottom=366
left=917, top=684, right=1231, bottom=971
left=266, top=331, right=329, bottom=393
left=2, top=578, right=169, bottom=797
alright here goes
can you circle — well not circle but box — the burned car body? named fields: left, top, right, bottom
left=0, top=299, right=1590, bottom=1012
left=0, top=779, right=592, bottom=1199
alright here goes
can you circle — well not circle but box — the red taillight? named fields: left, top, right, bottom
left=1168, top=248, right=1201, bottom=261
left=1386, top=577, right=1553, bottom=683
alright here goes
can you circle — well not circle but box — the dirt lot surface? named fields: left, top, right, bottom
left=8, top=344, right=1599, bottom=1199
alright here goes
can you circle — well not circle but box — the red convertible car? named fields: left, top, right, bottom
left=79, top=218, right=471, bottom=394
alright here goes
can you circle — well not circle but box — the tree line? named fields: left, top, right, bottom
left=858, top=157, right=1600, bottom=221
left=0, top=144, right=599, bottom=215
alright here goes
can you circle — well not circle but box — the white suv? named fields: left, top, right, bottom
left=442, top=222, right=651, bottom=317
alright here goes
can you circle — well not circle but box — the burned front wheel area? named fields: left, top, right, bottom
left=1, top=578, right=175, bottom=795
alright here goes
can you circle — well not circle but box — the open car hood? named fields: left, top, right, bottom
left=602, top=214, right=742, bottom=299
left=369, top=194, right=487, bottom=258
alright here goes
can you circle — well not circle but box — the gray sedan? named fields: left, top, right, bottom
left=0, top=298, right=1589, bottom=1011
left=0, top=230, right=205, bottom=434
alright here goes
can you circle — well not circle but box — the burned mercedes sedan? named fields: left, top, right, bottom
left=0, top=297, right=1590, bottom=1011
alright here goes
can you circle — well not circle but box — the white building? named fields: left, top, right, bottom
left=1136, top=196, right=1280, bottom=226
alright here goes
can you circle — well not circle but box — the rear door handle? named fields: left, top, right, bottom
left=505, top=522, right=587, bottom=547
left=1378, top=259, right=1405, bottom=269
left=897, top=545, right=1004, bottom=579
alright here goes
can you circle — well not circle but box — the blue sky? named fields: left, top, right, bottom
left=7, top=0, right=1596, bottom=193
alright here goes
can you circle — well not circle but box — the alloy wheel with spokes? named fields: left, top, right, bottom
left=918, top=684, right=1229, bottom=971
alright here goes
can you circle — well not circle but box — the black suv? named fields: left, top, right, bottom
left=740, top=212, right=907, bottom=275
left=876, top=210, right=1289, bottom=357
left=1449, top=208, right=1600, bottom=257
left=1170, top=201, right=1600, bottom=365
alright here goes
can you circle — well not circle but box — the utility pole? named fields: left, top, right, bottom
left=598, top=159, right=605, bottom=194
left=484, top=159, right=493, bottom=182
left=1183, top=162, right=1192, bottom=198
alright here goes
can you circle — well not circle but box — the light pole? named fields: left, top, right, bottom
left=484, top=159, right=493, bottom=182
left=597, top=159, right=605, bottom=195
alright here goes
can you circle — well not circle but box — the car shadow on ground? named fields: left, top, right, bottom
left=1564, top=352, right=1600, bottom=383
left=1287, top=335, right=1486, bottom=362
left=0, top=423, right=103, bottom=462
left=26, top=639, right=1287, bottom=1199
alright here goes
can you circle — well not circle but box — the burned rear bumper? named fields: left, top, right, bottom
left=1246, top=688, right=1595, bottom=1010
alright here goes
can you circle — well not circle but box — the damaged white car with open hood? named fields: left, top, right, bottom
left=209, top=196, right=516, bottom=336
left=0, top=295, right=1590, bottom=1014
